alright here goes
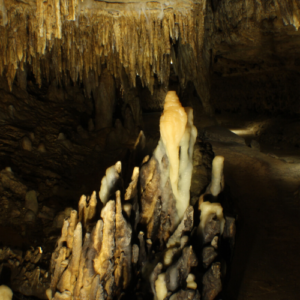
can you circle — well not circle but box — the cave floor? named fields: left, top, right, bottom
left=211, top=140, right=300, bottom=300
left=205, top=113, right=300, bottom=300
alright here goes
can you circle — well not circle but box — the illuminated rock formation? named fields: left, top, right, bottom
left=160, top=91, right=187, bottom=213
left=0, top=0, right=213, bottom=113
left=0, top=285, right=13, bottom=300
left=0, top=92, right=235, bottom=300
left=140, top=91, right=197, bottom=234
left=45, top=92, right=235, bottom=300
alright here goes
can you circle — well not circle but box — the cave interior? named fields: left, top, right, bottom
left=0, top=0, right=300, bottom=299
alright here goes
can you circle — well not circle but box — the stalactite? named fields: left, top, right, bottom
left=1, top=0, right=297, bottom=113
left=0, top=0, right=207, bottom=94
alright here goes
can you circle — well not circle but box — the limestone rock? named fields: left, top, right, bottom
left=38, top=206, right=55, bottom=220
left=0, top=168, right=27, bottom=197
left=211, top=236, right=218, bottom=249
left=11, top=209, right=21, bottom=218
left=25, top=190, right=38, bottom=214
left=201, top=213, right=221, bottom=245
left=29, top=132, right=35, bottom=142
left=105, top=119, right=130, bottom=150
left=165, top=246, right=198, bottom=292
left=37, top=143, right=46, bottom=153
left=99, top=161, right=122, bottom=205
left=53, top=208, right=73, bottom=229
left=8, top=105, right=15, bottom=120
left=186, top=274, right=197, bottom=290
left=150, top=263, right=163, bottom=296
left=0, top=92, right=236, bottom=300
left=21, top=137, right=32, bottom=151
left=77, top=126, right=89, bottom=139
left=114, top=191, right=132, bottom=290
left=202, top=262, right=222, bottom=300
left=170, top=289, right=200, bottom=300
left=250, top=139, right=261, bottom=151
left=166, top=206, right=194, bottom=249
left=190, top=139, right=214, bottom=199
left=57, top=133, right=66, bottom=141
left=88, top=119, right=94, bottom=132
left=203, top=125, right=245, bottom=145
left=202, top=246, right=218, bottom=268
left=94, top=69, right=116, bottom=130
left=24, top=210, right=36, bottom=223
left=0, top=285, right=13, bottom=300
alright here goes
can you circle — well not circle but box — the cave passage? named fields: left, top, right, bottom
left=1, top=0, right=300, bottom=299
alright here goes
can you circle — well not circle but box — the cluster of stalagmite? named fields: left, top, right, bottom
left=0, top=0, right=207, bottom=96
left=141, top=90, right=197, bottom=235
left=0, top=92, right=235, bottom=300
left=45, top=91, right=235, bottom=300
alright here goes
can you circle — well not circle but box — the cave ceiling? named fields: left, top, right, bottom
left=0, top=0, right=300, bottom=114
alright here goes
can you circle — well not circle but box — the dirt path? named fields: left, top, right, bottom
left=209, top=141, right=300, bottom=300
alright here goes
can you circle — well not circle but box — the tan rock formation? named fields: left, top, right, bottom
left=0, top=0, right=212, bottom=112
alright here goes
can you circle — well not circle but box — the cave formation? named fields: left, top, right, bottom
left=0, top=0, right=300, bottom=300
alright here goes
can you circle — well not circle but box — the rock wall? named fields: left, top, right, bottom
left=210, top=0, right=300, bottom=116
left=211, top=71, right=300, bottom=114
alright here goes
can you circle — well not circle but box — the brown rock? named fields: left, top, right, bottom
left=165, top=246, right=198, bottom=292
left=21, top=137, right=32, bottom=151
left=203, top=213, right=221, bottom=245
left=25, top=190, right=38, bottom=214
left=202, top=246, right=218, bottom=268
left=202, top=262, right=222, bottom=300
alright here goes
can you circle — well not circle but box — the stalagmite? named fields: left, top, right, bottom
left=86, top=191, right=97, bottom=223
left=177, top=107, right=198, bottom=219
left=147, top=91, right=198, bottom=229
left=57, top=133, right=66, bottom=141
left=165, top=246, right=198, bottom=292
left=67, top=210, right=78, bottom=249
left=125, top=167, right=139, bottom=200
left=160, top=91, right=187, bottom=203
left=114, top=190, right=132, bottom=289
left=166, top=206, right=194, bottom=249
left=202, top=247, right=218, bottom=268
left=78, top=195, right=87, bottom=224
left=94, top=200, right=115, bottom=281
left=73, top=233, right=92, bottom=300
left=210, top=156, right=225, bottom=197
left=46, top=288, right=52, bottom=300
left=202, top=263, right=222, bottom=300
left=0, top=89, right=236, bottom=300
left=99, top=162, right=122, bottom=205
left=186, top=274, right=197, bottom=290
left=0, top=0, right=7, bottom=26
left=38, top=143, right=47, bottom=153
left=0, top=285, right=13, bottom=300
left=154, top=273, right=168, bottom=300
left=21, top=137, right=32, bottom=151
left=198, top=201, right=225, bottom=242
left=199, top=155, right=225, bottom=206
left=57, top=222, right=82, bottom=293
